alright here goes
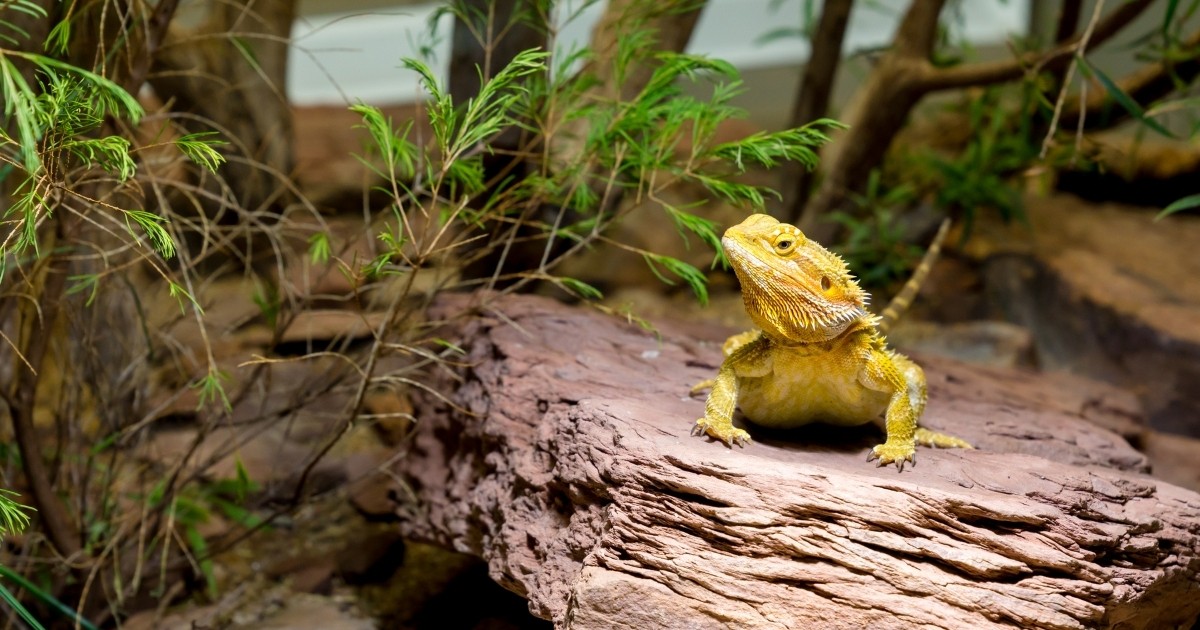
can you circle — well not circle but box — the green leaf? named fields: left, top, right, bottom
left=194, top=369, right=232, bottom=412
left=176, top=132, right=227, bottom=172
left=644, top=254, right=709, bottom=305
left=183, top=523, right=217, bottom=598
left=1076, top=56, right=1175, bottom=138
left=559, top=277, right=603, bottom=300
left=0, top=489, right=33, bottom=535
left=122, top=210, right=175, bottom=259
left=43, top=18, right=70, bottom=55
left=308, top=231, right=331, bottom=265
left=0, top=580, right=44, bottom=630
left=66, top=274, right=100, bottom=306
left=251, top=281, right=280, bottom=329
left=432, top=338, right=466, bottom=355
left=1156, top=193, right=1200, bottom=220
left=664, top=205, right=721, bottom=253
left=168, top=281, right=202, bottom=315
left=0, top=563, right=97, bottom=630
left=231, top=37, right=262, bottom=74
left=14, top=52, right=143, bottom=123
left=234, top=457, right=258, bottom=498
left=0, top=57, right=43, bottom=173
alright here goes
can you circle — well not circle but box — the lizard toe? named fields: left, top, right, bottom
left=694, top=418, right=750, bottom=448
left=869, top=441, right=916, bottom=471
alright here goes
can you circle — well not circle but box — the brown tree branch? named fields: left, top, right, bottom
left=799, top=0, right=1158, bottom=236
left=124, top=0, right=182, bottom=92
left=784, top=0, right=853, bottom=222
left=1062, top=27, right=1200, bottom=131
left=917, top=0, right=1154, bottom=92
left=8, top=252, right=81, bottom=560
left=1054, top=0, right=1083, bottom=44
left=894, top=0, right=949, bottom=58
left=798, top=0, right=947, bottom=237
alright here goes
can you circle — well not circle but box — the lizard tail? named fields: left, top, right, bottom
left=877, top=218, right=951, bottom=335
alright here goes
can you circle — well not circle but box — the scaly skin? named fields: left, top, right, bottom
left=692, top=214, right=971, bottom=470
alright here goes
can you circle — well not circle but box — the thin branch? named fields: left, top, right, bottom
left=893, top=0, right=949, bottom=58
left=918, top=0, right=1155, bottom=92
left=8, top=252, right=81, bottom=560
left=1040, top=0, right=1105, bottom=159
left=1054, top=0, right=1083, bottom=44
left=1062, top=26, right=1200, bottom=131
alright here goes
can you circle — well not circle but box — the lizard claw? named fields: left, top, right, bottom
left=694, top=417, right=751, bottom=448
left=868, top=441, right=916, bottom=472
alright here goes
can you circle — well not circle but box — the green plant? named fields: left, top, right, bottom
left=0, top=490, right=98, bottom=630
left=827, top=170, right=924, bottom=288
left=2, top=0, right=844, bottom=619
left=0, top=0, right=241, bottom=619
left=351, top=36, right=840, bottom=304
left=916, top=87, right=1035, bottom=237
left=0, top=488, right=40, bottom=630
left=144, top=460, right=262, bottom=599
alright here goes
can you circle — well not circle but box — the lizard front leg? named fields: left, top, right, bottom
left=894, top=353, right=973, bottom=451
left=690, top=330, right=763, bottom=395
left=859, top=344, right=919, bottom=470
left=693, top=333, right=772, bottom=447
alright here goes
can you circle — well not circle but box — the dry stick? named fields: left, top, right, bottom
left=917, top=0, right=1154, bottom=91
left=9, top=250, right=82, bottom=559
left=287, top=251, right=424, bottom=506
left=1040, top=0, right=1105, bottom=160
left=785, top=0, right=853, bottom=223
left=124, top=0, right=181, bottom=91
left=1061, top=26, right=1200, bottom=132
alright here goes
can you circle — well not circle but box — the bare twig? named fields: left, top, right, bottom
left=917, top=0, right=1154, bottom=92
left=1040, top=0, right=1105, bottom=159
left=7, top=250, right=81, bottom=560
left=125, top=0, right=182, bottom=92
left=1061, top=26, right=1200, bottom=131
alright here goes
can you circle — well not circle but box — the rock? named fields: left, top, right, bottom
left=970, top=193, right=1200, bottom=436
left=1142, top=430, right=1200, bottom=494
left=253, top=594, right=376, bottom=630
left=345, top=451, right=402, bottom=519
left=123, top=588, right=374, bottom=630
left=395, top=292, right=1200, bottom=630
left=888, top=319, right=1036, bottom=369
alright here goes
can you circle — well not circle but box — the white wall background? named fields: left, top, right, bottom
left=288, top=0, right=1030, bottom=106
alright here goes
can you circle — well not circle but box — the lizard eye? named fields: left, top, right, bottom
left=820, top=276, right=832, bottom=291
left=773, top=236, right=797, bottom=255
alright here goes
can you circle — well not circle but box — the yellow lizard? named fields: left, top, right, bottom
left=692, top=213, right=971, bottom=470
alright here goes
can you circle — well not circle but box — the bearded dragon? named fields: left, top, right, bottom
left=692, top=214, right=971, bottom=470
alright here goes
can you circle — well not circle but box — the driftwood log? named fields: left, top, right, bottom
left=395, top=293, right=1200, bottom=629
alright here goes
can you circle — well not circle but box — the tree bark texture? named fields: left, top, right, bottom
left=783, top=0, right=853, bottom=222
left=395, top=292, right=1200, bottom=629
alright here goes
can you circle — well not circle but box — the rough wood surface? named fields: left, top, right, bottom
left=396, top=293, right=1200, bottom=630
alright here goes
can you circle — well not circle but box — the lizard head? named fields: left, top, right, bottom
left=722, top=213, right=868, bottom=343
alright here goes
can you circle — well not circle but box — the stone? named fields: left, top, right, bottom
left=971, top=193, right=1200, bottom=436
left=888, top=319, right=1036, bottom=369
left=394, top=292, right=1200, bottom=629
left=1142, top=430, right=1200, bottom=494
